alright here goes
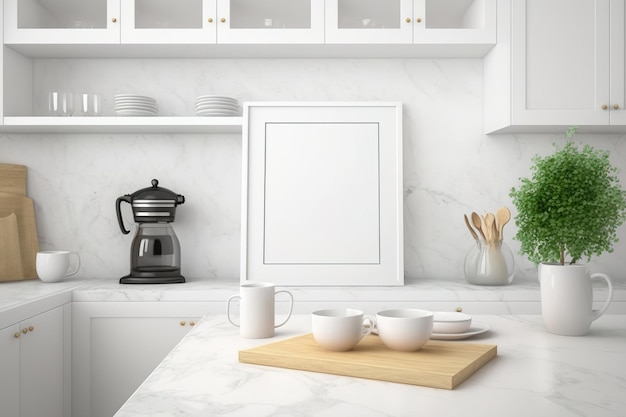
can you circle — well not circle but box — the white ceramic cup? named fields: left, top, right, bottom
left=375, top=309, right=434, bottom=352
left=227, top=282, right=294, bottom=338
left=311, top=308, right=373, bottom=351
left=36, top=251, right=80, bottom=282
left=539, top=263, right=613, bottom=336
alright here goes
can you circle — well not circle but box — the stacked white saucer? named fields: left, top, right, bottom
left=114, top=94, right=158, bottom=117
left=195, top=95, right=240, bottom=117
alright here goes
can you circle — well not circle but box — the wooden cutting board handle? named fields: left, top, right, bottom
left=0, top=213, right=24, bottom=280
left=0, top=164, right=27, bottom=196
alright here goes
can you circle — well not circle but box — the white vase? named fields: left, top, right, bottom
left=539, top=263, right=613, bottom=336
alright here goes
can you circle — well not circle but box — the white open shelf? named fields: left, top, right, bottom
left=0, top=116, right=243, bottom=133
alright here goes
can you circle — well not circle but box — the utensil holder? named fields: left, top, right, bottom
left=464, top=240, right=515, bottom=285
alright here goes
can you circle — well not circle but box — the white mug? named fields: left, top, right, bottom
left=36, top=251, right=80, bottom=282
left=311, top=308, right=373, bottom=351
left=227, top=282, right=294, bottom=338
left=539, top=263, right=613, bottom=336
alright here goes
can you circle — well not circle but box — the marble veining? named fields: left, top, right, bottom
left=113, top=314, right=626, bottom=417
left=1, top=58, right=626, bottom=282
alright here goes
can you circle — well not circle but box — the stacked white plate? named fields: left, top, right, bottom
left=114, top=94, right=158, bottom=117
left=195, top=95, right=240, bottom=117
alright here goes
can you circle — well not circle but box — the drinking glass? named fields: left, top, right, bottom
left=48, top=92, right=74, bottom=116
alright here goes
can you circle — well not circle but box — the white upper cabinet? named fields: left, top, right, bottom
left=325, top=0, right=495, bottom=46
left=484, top=0, right=626, bottom=133
left=325, top=0, right=413, bottom=44
left=4, top=0, right=120, bottom=44
left=120, top=0, right=217, bottom=44
left=413, top=0, right=496, bottom=44
left=216, top=0, right=324, bottom=44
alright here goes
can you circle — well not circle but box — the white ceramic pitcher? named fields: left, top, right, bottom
left=539, top=263, right=613, bottom=336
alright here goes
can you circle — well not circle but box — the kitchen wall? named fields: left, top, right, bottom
left=1, top=57, right=625, bottom=282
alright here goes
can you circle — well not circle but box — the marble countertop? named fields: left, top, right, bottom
left=113, top=314, right=626, bottom=417
left=2, top=276, right=625, bottom=322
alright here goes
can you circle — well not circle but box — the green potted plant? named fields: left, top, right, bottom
left=509, top=127, right=626, bottom=336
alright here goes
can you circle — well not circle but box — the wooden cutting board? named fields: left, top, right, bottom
left=0, top=164, right=27, bottom=195
left=239, top=333, right=497, bottom=390
left=0, top=213, right=24, bottom=279
left=0, top=195, right=39, bottom=280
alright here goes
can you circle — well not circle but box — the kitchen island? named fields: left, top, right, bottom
left=114, top=314, right=626, bottom=417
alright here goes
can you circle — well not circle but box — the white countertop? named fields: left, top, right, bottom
left=2, top=276, right=625, bottom=326
left=113, top=314, right=626, bottom=417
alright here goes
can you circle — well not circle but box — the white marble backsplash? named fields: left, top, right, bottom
left=2, top=58, right=626, bottom=281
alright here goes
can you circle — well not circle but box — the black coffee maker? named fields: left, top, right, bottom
left=116, top=179, right=185, bottom=284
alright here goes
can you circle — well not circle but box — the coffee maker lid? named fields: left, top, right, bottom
left=130, top=179, right=185, bottom=206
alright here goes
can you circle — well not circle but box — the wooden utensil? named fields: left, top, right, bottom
left=483, top=212, right=496, bottom=243
left=495, top=207, right=511, bottom=241
left=0, top=212, right=24, bottom=280
left=471, top=212, right=487, bottom=241
left=464, top=214, right=479, bottom=241
left=0, top=164, right=27, bottom=195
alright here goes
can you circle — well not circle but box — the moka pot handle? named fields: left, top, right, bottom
left=116, top=195, right=132, bottom=234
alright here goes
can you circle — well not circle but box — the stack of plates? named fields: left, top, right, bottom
left=114, top=94, right=158, bottom=117
left=195, top=95, right=240, bottom=117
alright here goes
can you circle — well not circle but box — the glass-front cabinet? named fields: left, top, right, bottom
left=326, top=0, right=413, bottom=44
left=326, top=0, right=495, bottom=45
left=413, top=0, right=496, bottom=44
left=120, top=0, right=216, bottom=44
left=216, top=0, right=324, bottom=44
left=4, top=0, right=120, bottom=44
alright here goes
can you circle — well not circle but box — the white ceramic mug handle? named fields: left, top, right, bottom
left=361, top=316, right=374, bottom=338
left=66, top=252, right=81, bottom=276
left=226, top=295, right=241, bottom=327
left=590, top=273, right=613, bottom=321
left=274, top=290, right=294, bottom=328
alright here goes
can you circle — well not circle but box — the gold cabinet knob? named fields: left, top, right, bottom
left=28, top=326, right=34, bottom=332
left=602, top=104, right=608, bottom=110
left=416, top=17, right=422, bottom=23
left=220, top=18, right=226, bottom=23
left=14, top=332, right=20, bottom=339
left=189, top=321, right=196, bottom=326
left=456, top=307, right=463, bottom=312
left=208, top=18, right=214, bottom=23
left=179, top=321, right=186, bottom=326
left=22, top=328, right=28, bottom=334
left=614, top=104, right=619, bottom=110
left=405, top=17, right=411, bottom=23
left=111, top=17, right=117, bottom=23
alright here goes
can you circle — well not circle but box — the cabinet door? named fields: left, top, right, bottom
left=413, top=0, right=496, bottom=44
left=20, top=307, right=66, bottom=417
left=0, top=325, right=20, bottom=417
left=325, top=0, right=413, bottom=44
left=3, top=0, right=120, bottom=44
left=610, top=0, right=626, bottom=124
left=120, top=0, right=217, bottom=44
left=72, top=302, right=206, bottom=417
left=510, top=0, right=610, bottom=126
left=216, top=0, right=324, bottom=44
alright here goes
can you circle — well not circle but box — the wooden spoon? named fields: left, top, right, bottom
left=495, top=207, right=511, bottom=241
left=484, top=213, right=496, bottom=244
left=471, top=212, right=487, bottom=241
left=464, top=214, right=479, bottom=241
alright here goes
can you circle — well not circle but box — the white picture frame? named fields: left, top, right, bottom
left=241, top=102, right=403, bottom=286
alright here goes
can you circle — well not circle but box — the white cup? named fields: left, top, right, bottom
left=375, top=309, right=434, bottom=352
left=227, top=282, right=294, bottom=338
left=312, top=308, right=373, bottom=351
left=36, top=251, right=80, bottom=282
